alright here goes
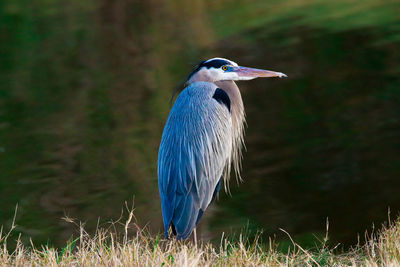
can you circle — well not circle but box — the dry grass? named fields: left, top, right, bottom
left=1, top=206, right=400, bottom=266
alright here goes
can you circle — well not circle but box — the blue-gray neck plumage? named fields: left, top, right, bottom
left=187, top=71, right=245, bottom=189
left=216, top=80, right=245, bottom=187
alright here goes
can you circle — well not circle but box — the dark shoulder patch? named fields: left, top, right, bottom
left=213, top=88, right=231, bottom=112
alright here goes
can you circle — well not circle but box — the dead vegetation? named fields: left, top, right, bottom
left=1, top=205, right=400, bottom=266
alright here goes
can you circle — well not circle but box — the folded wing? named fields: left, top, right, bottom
left=158, top=82, right=232, bottom=239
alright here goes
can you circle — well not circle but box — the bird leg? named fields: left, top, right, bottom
left=193, top=228, right=197, bottom=247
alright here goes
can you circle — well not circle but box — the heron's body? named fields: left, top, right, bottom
left=158, top=58, right=286, bottom=239
left=158, top=81, right=244, bottom=239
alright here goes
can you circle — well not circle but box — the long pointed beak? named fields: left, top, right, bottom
left=233, top=66, right=287, bottom=79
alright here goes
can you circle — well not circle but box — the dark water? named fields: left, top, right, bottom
left=211, top=26, right=400, bottom=247
left=1, top=0, right=400, bottom=248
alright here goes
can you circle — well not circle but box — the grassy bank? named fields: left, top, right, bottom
left=1, top=209, right=400, bottom=266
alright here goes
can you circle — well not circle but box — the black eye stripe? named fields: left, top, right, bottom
left=187, top=59, right=231, bottom=80
left=201, top=59, right=230, bottom=69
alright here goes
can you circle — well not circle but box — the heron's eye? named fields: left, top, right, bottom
left=222, top=65, right=228, bottom=71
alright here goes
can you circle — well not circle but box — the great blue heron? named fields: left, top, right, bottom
left=158, top=57, right=286, bottom=241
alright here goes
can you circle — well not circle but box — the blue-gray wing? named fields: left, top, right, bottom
left=158, top=82, right=232, bottom=239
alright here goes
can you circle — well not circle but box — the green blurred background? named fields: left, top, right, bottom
left=1, top=0, right=400, bottom=248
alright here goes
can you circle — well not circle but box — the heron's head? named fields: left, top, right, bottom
left=186, top=57, right=287, bottom=84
